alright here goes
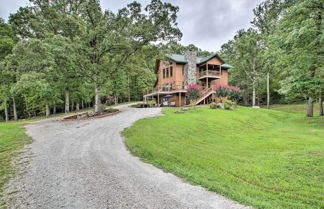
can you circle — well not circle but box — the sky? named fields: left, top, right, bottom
left=0, top=0, right=264, bottom=52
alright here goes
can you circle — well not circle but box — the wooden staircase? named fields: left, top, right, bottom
left=195, top=87, right=215, bottom=105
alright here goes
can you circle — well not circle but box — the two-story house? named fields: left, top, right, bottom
left=143, top=51, right=233, bottom=106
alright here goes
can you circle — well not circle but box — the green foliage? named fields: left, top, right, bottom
left=1, top=0, right=183, bottom=118
left=228, top=89, right=242, bottom=102
left=270, top=0, right=323, bottom=100
left=209, top=102, right=221, bottom=109
left=224, top=100, right=235, bottom=110
left=215, top=87, right=229, bottom=98
left=124, top=106, right=324, bottom=209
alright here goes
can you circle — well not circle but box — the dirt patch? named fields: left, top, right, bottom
left=309, top=152, right=324, bottom=157
left=63, top=110, right=121, bottom=121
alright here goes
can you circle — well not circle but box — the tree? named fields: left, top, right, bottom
left=271, top=0, right=323, bottom=117
left=0, top=19, right=18, bottom=121
left=251, top=0, right=284, bottom=108
left=77, top=0, right=182, bottom=112
left=221, top=28, right=264, bottom=106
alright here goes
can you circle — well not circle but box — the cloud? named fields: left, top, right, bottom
left=0, top=0, right=263, bottom=52
left=169, top=0, right=264, bottom=52
left=0, top=0, right=29, bottom=21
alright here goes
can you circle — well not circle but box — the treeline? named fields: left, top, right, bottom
left=220, top=0, right=323, bottom=117
left=0, top=0, right=187, bottom=121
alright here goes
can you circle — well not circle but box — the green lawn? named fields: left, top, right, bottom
left=0, top=120, right=32, bottom=205
left=123, top=104, right=324, bottom=209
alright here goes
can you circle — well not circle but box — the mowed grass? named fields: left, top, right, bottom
left=0, top=120, right=32, bottom=203
left=123, top=104, right=324, bottom=209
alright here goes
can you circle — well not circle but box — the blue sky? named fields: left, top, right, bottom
left=0, top=0, right=263, bottom=52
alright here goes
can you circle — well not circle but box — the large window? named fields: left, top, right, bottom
left=162, top=60, right=174, bottom=79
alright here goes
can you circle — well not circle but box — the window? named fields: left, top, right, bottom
left=163, top=69, right=165, bottom=78
left=182, top=65, right=185, bottom=75
left=170, top=66, right=173, bottom=77
left=166, top=68, right=169, bottom=78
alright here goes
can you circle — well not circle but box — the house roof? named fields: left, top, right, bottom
left=221, top=63, right=234, bottom=69
left=165, top=53, right=233, bottom=68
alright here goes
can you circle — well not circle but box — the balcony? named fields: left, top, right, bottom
left=199, top=70, right=221, bottom=80
left=144, top=85, right=187, bottom=97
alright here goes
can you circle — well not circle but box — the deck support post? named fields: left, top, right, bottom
left=179, top=92, right=181, bottom=107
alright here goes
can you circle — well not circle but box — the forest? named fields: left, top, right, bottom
left=0, top=0, right=323, bottom=121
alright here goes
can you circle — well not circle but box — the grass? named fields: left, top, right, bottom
left=123, top=104, right=324, bottom=209
left=0, top=120, right=32, bottom=205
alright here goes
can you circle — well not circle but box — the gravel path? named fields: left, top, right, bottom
left=4, top=104, right=250, bottom=209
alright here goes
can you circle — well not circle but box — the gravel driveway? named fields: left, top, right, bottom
left=4, top=104, right=249, bottom=209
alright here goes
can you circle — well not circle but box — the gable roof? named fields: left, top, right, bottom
left=165, top=53, right=233, bottom=68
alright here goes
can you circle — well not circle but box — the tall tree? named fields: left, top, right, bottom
left=271, top=0, right=323, bottom=117
left=221, top=28, right=265, bottom=106
left=251, top=0, right=284, bottom=108
left=78, top=0, right=182, bottom=112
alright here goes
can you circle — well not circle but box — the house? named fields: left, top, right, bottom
left=143, top=51, right=233, bottom=106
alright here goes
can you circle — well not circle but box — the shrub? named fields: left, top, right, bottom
left=186, top=84, right=202, bottom=104
left=210, top=102, right=220, bottom=109
left=105, top=107, right=118, bottom=113
left=214, top=84, right=243, bottom=102
left=224, top=100, right=235, bottom=110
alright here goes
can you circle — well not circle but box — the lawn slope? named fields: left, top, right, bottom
left=123, top=105, right=324, bottom=209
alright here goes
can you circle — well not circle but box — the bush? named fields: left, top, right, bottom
left=224, top=100, right=235, bottom=110
left=214, top=84, right=243, bottom=102
left=104, top=107, right=118, bottom=113
left=210, top=102, right=221, bottom=109
left=186, top=84, right=202, bottom=102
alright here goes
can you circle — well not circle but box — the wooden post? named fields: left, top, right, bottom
left=206, top=64, right=209, bottom=76
left=219, top=64, right=222, bottom=76
left=179, top=92, right=181, bottom=107
left=157, top=87, right=160, bottom=107
left=206, top=78, right=209, bottom=89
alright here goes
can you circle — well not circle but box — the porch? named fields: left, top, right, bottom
left=143, top=84, right=187, bottom=107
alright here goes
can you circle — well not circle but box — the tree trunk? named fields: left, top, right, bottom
left=4, top=100, right=8, bottom=122
left=307, top=97, right=314, bottom=117
left=252, top=82, right=256, bottom=107
left=71, top=101, right=74, bottom=111
left=12, top=96, right=18, bottom=121
left=114, top=96, right=118, bottom=105
left=65, top=90, right=70, bottom=113
left=76, top=102, right=80, bottom=111
left=94, top=85, right=101, bottom=113
left=53, top=102, right=56, bottom=114
left=320, top=96, right=323, bottom=116
left=128, top=75, right=131, bottom=102
left=267, top=72, right=270, bottom=109
left=45, top=104, right=50, bottom=116
left=81, top=100, right=84, bottom=109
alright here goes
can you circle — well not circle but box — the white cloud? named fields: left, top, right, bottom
left=0, top=0, right=263, bottom=52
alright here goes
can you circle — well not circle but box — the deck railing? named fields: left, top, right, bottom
left=145, top=85, right=186, bottom=95
left=199, top=70, right=221, bottom=77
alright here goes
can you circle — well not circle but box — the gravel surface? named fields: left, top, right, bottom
left=4, top=104, right=250, bottom=209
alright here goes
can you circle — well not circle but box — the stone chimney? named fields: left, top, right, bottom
left=184, top=50, right=197, bottom=85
